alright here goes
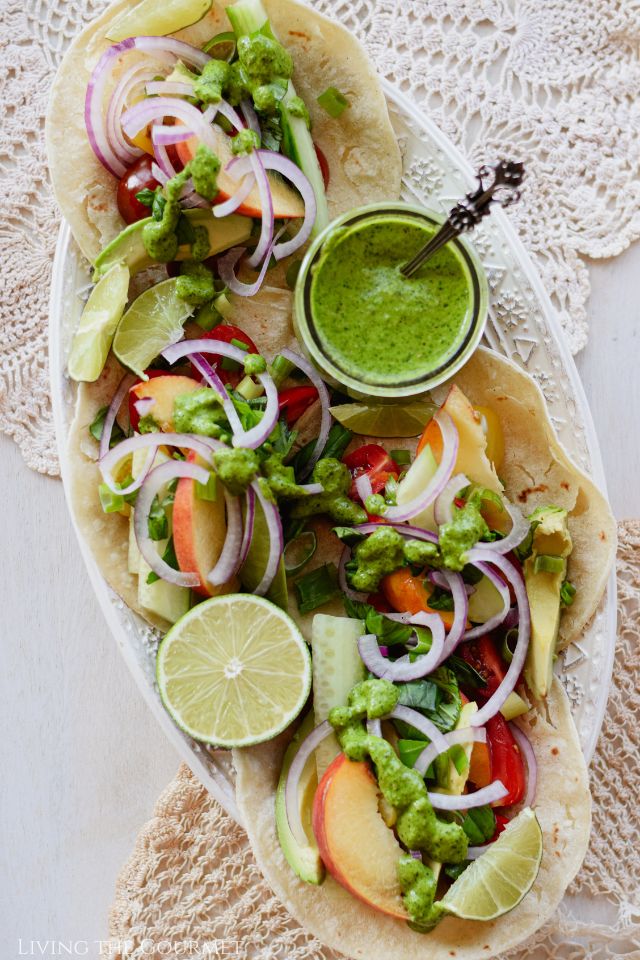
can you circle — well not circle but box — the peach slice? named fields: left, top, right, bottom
left=173, top=450, right=240, bottom=597
left=129, top=374, right=200, bottom=433
left=312, top=753, right=408, bottom=920
left=176, top=125, right=304, bottom=220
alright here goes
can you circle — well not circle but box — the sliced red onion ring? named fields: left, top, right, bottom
left=337, top=545, right=369, bottom=603
left=434, top=472, right=469, bottom=526
left=355, top=474, right=373, bottom=504
left=428, top=779, right=508, bottom=810
left=106, top=62, right=154, bottom=166
left=436, top=570, right=469, bottom=663
left=414, top=726, right=486, bottom=776
left=353, top=522, right=439, bottom=545
left=428, top=570, right=474, bottom=596
left=85, top=38, right=210, bottom=177
left=279, top=348, right=331, bottom=475
left=503, top=606, right=519, bottom=630
left=146, top=80, right=193, bottom=97
left=240, top=98, right=260, bottom=135
left=133, top=397, right=156, bottom=418
left=298, top=482, right=324, bottom=495
left=247, top=151, right=274, bottom=268
left=99, top=432, right=221, bottom=496
left=410, top=850, right=423, bottom=860
left=152, top=124, right=194, bottom=146
left=134, top=459, right=209, bottom=587
left=98, top=372, right=136, bottom=461
left=466, top=549, right=530, bottom=727
left=122, top=97, right=220, bottom=156
left=212, top=100, right=243, bottom=131
left=152, top=123, right=178, bottom=180
left=217, top=227, right=285, bottom=298
left=213, top=172, right=256, bottom=218
left=479, top=499, right=530, bottom=555
left=466, top=843, right=495, bottom=860
left=207, top=490, right=243, bottom=586
left=382, top=411, right=458, bottom=523
left=367, top=718, right=382, bottom=738
left=462, top=561, right=511, bottom=640
left=251, top=480, right=284, bottom=596
left=151, top=161, right=169, bottom=185
left=389, top=706, right=448, bottom=753
left=358, top=633, right=443, bottom=682
left=227, top=150, right=317, bottom=259
left=285, top=719, right=333, bottom=846
left=509, top=723, right=537, bottom=808
left=188, top=352, right=244, bottom=439
left=239, top=486, right=256, bottom=569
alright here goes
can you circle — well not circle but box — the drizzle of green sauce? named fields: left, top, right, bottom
left=329, top=679, right=468, bottom=929
left=310, top=216, right=473, bottom=387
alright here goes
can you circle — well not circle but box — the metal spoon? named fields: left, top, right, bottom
left=400, top=160, right=525, bottom=278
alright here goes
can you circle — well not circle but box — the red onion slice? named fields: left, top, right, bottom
left=207, top=490, right=243, bottom=586
left=106, top=62, right=154, bottom=167
left=152, top=123, right=178, bottom=180
left=298, top=482, right=324, bottom=495
left=383, top=411, right=458, bottom=522
left=251, top=480, right=284, bottom=596
left=99, top=431, right=221, bottom=496
left=146, top=80, right=194, bottom=97
left=85, top=38, right=210, bottom=177
left=436, top=570, right=469, bottom=663
left=462, top=561, right=511, bottom=640
left=217, top=228, right=285, bottom=298
left=428, top=570, right=474, bottom=596
left=358, top=631, right=445, bottom=682
left=279, top=348, right=331, bottom=475
left=151, top=162, right=169, bottom=185
left=134, top=459, right=210, bottom=588
left=466, top=549, right=531, bottom=727
left=367, top=718, right=382, bottom=738
left=466, top=844, right=493, bottom=860
left=247, top=151, right=274, bottom=268
left=122, top=97, right=220, bottom=155
left=213, top=172, right=256, bottom=218
left=509, top=723, right=537, bottom=808
left=389, top=705, right=449, bottom=753
left=133, top=397, right=156, bottom=418
left=240, top=98, right=261, bottom=136
left=480, top=500, right=530, bottom=555
left=353, top=522, right=439, bottom=545
left=428, top=779, right=508, bottom=810
left=239, top=486, right=256, bottom=569
left=152, top=124, right=194, bottom=146
left=285, top=719, right=333, bottom=846
left=98, top=372, right=136, bottom=461
left=414, top=726, right=487, bottom=776
left=434, top=473, right=469, bottom=527
left=212, top=100, right=243, bottom=131
left=188, top=352, right=244, bottom=439
left=355, top=474, right=373, bottom=504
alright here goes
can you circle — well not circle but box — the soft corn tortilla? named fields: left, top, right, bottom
left=233, top=676, right=590, bottom=960
left=46, top=0, right=402, bottom=262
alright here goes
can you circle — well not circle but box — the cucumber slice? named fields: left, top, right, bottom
left=311, top=614, right=365, bottom=777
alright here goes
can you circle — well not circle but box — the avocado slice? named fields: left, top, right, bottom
left=275, top=712, right=325, bottom=885
left=523, top=507, right=572, bottom=700
left=93, top=209, right=253, bottom=280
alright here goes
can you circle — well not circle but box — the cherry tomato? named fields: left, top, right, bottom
left=190, top=324, right=259, bottom=388
left=380, top=568, right=458, bottom=631
left=492, top=814, right=510, bottom=840
left=128, top=369, right=173, bottom=431
left=117, top=155, right=162, bottom=225
left=278, top=385, right=318, bottom=425
left=459, top=635, right=508, bottom=698
left=343, top=444, right=399, bottom=502
left=486, top=712, right=526, bottom=807
left=314, top=143, right=330, bottom=191
left=366, top=592, right=393, bottom=613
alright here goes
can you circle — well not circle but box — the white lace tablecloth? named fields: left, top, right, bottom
left=1, top=0, right=639, bottom=956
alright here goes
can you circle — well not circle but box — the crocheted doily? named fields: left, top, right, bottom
left=108, top=522, right=639, bottom=960
left=1, top=0, right=640, bottom=475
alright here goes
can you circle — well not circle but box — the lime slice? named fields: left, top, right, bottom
left=68, top=263, right=130, bottom=382
left=156, top=594, right=311, bottom=746
left=442, top=808, right=542, bottom=921
left=113, top=278, right=193, bottom=379
left=106, top=0, right=212, bottom=41
left=330, top=401, right=436, bottom=438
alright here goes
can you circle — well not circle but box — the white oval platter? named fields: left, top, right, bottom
left=49, top=81, right=616, bottom=830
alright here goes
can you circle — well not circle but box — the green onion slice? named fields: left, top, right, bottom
left=533, top=554, right=565, bottom=574
left=391, top=448, right=411, bottom=465
left=284, top=530, right=317, bottom=575
left=317, top=86, right=349, bottom=118
left=202, top=30, right=237, bottom=61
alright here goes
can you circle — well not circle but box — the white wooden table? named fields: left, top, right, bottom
left=1, top=245, right=638, bottom=954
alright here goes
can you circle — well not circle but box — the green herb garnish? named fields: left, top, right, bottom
left=317, top=85, right=349, bottom=118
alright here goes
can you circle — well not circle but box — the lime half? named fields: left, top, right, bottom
left=156, top=594, right=311, bottom=747
left=330, top=401, right=436, bottom=438
left=442, top=807, right=543, bottom=921
left=68, top=263, right=129, bottom=382
left=113, top=277, right=193, bottom=379
left=106, top=0, right=212, bottom=41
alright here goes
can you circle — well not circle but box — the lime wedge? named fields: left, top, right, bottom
left=442, top=808, right=542, bottom=921
left=106, top=0, right=212, bottom=41
left=68, top=263, right=130, bottom=382
left=329, top=401, right=436, bottom=438
left=156, top=594, right=311, bottom=746
left=113, top=278, right=193, bottom=379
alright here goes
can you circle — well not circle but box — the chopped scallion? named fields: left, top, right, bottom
left=196, top=472, right=218, bottom=501
left=534, top=554, right=565, bottom=574
left=317, top=86, right=349, bottom=118
left=284, top=530, right=317, bottom=575
left=390, top=448, right=411, bottom=466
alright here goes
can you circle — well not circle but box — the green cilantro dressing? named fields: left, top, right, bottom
left=439, top=488, right=490, bottom=571
left=173, top=388, right=226, bottom=437
left=309, top=217, right=474, bottom=387
left=291, top=459, right=367, bottom=525
left=329, top=679, right=467, bottom=929
left=347, top=526, right=439, bottom=593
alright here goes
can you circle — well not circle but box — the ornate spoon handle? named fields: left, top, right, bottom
left=400, top=160, right=525, bottom=278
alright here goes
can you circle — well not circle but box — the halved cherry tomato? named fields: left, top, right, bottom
left=381, top=568, right=458, bottom=631
left=128, top=369, right=174, bottom=431
left=459, top=634, right=507, bottom=697
left=486, top=712, right=526, bottom=807
left=190, top=324, right=259, bottom=388
left=343, top=444, right=399, bottom=502
left=117, top=155, right=162, bottom=225
left=314, top=143, right=330, bottom=191
left=366, top=592, right=393, bottom=613
left=278, top=385, right=318, bottom=425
